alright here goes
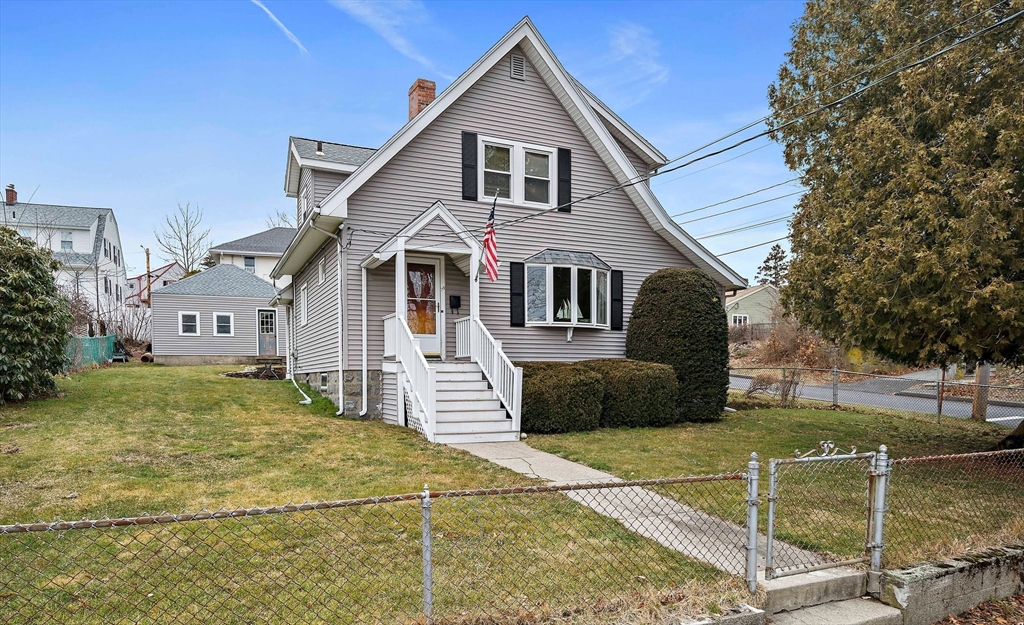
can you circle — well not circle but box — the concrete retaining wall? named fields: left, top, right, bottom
left=879, top=546, right=1024, bottom=625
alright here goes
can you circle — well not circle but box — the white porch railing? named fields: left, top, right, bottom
left=383, top=313, right=397, bottom=358
left=392, top=315, right=435, bottom=442
left=454, top=316, right=522, bottom=433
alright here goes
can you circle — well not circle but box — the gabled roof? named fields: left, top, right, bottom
left=153, top=263, right=279, bottom=299
left=570, top=78, right=668, bottom=168
left=209, top=227, right=297, bottom=256
left=524, top=250, right=610, bottom=270
left=303, top=17, right=745, bottom=289
left=2, top=202, right=112, bottom=229
left=362, top=201, right=482, bottom=277
left=128, top=261, right=184, bottom=283
left=284, top=138, right=377, bottom=197
left=725, top=283, right=778, bottom=305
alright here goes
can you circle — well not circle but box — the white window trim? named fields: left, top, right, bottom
left=178, top=311, right=200, bottom=336
left=244, top=256, right=256, bottom=273
left=214, top=312, right=235, bottom=337
left=318, top=258, right=326, bottom=285
left=732, top=314, right=749, bottom=326
left=525, top=264, right=610, bottom=329
left=478, top=135, right=557, bottom=209
left=300, top=283, right=308, bottom=326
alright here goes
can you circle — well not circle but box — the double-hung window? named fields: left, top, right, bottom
left=214, top=313, right=234, bottom=336
left=61, top=231, right=73, bottom=251
left=524, top=251, right=610, bottom=328
left=179, top=312, right=200, bottom=336
left=478, top=136, right=556, bottom=207
left=244, top=256, right=256, bottom=273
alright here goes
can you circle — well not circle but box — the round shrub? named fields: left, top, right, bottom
left=519, top=364, right=603, bottom=434
left=581, top=359, right=678, bottom=428
left=625, top=268, right=730, bottom=422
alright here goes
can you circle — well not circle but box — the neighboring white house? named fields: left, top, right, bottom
left=208, top=227, right=296, bottom=287
left=3, top=184, right=129, bottom=324
left=268, top=18, right=747, bottom=444
left=724, top=284, right=780, bottom=328
left=150, top=263, right=288, bottom=365
left=126, top=261, right=187, bottom=308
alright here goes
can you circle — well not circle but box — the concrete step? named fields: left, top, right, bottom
left=436, top=389, right=496, bottom=401
left=435, top=371, right=485, bottom=382
left=434, top=419, right=515, bottom=434
left=434, top=431, right=520, bottom=444
left=436, top=398, right=503, bottom=413
left=762, top=568, right=866, bottom=615
left=768, top=598, right=901, bottom=625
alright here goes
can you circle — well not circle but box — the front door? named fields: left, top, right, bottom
left=406, top=256, right=444, bottom=357
left=258, top=309, right=277, bottom=356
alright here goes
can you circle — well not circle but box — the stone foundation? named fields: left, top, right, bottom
left=295, top=370, right=382, bottom=420
left=155, top=355, right=270, bottom=366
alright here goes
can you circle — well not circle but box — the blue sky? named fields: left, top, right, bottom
left=0, top=0, right=804, bottom=280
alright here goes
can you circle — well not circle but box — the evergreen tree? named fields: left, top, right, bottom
left=755, top=244, right=789, bottom=288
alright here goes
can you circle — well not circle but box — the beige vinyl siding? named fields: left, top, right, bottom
left=343, top=46, right=695, bottom=367
left=443, top=258, right=470, bottom=358
left=151, top=294, right=287, bottom=357
left=313, top=170, right=349, bottom=205
left=292, top=240, right=340, bottom=374
left=297, top=167, right=314, bottom=223
left=381, top=371, right=398, bottom=424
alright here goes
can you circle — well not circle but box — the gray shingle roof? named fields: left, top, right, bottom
left=153, top=263, right=279, bottom=298
left=524, top=249, right=611, bottom=270
left=209, top=227, right=296, bottom=255
left=2, top=202, right=111, bottom=229
left=291, top=137, right=377, bottom=167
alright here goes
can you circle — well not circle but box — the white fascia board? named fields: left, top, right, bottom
left=207, top=249, right=284, bottom=257
left=726, top=284, right=775, bottom=306
left=271, top=211, right=343, bottom=278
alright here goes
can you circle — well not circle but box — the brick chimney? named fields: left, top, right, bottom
left=408, top=78, right=436, bottom=120
left=5, top=184, right=15, bottom=205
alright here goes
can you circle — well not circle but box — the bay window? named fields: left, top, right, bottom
left=524, top=251, right=611, bottom=328
left=479, top=136, right=556, bottom=207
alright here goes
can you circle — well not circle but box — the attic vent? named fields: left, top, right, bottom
left=510, top=54, right=525, bottom=80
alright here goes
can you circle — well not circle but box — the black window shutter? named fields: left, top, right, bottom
left=610, top=270, right=624, bottom=331
left=462, top=132, right=478, bottom=201
left=510, top=262, right=525, bottom=327
left=557, top=148, right=571, bottom=212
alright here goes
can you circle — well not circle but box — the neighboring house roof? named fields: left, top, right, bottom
left=126, top=261, right=185, bottom=302
left=286, top=17, right=746, bottom=289
left=725, top=284, right=779, bottom=306
left=209, top=227, right=297, bottom=256
left=152, top=263, right=279, bottom=298
left=2, top=201, right=116, bottom=268
left=284, top=138, right=377, bottom=196
left=524, top=249, right=611, bottom=270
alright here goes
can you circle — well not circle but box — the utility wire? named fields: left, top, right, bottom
left=670, top=178, right=800, bottom=218
left=652, top=142, right=772, bottom=188
left=678, top=192, right=803, bottom=225
left=694, top=210, right=793, bottom=238
left=718, top=236, right=790, bottom=256
left=697, top=215, right=792, bottom=240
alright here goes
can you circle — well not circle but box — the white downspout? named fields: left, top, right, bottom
left=360, top=265, right=368, bottom=416
left=335, top=230, right=345, bottom=417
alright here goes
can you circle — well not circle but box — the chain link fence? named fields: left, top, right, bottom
left=0, top=476, right=754, bottom=625
left=730, top=366, right=1024, bottom=428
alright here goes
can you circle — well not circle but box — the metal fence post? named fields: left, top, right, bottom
left=764, top=459, right=778, bottom=581
left=868, top=446, right=889, bottom=584
left=421, top=484, right=433, bottom=620
left=832, top=366, right=839, bottom=407
left=745, top=453, right=760, bottom=593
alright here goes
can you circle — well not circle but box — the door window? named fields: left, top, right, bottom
left=406, top=263, right=437, bottom=335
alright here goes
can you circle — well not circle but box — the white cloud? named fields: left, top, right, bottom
left=250, top=0, right=308, bottom=53
left=580, top=22, right=669, bottom=110
left=329, top=0, right=452, bottom=80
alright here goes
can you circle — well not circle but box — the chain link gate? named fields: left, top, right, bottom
left=764, top=442, right=889, bottom=580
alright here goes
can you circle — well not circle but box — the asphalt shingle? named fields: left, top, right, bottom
left=153, top=263, right=279, bottom=298
left=291, top=137, right=377, bottom=168
left=209, top=227, right=296, bottom=255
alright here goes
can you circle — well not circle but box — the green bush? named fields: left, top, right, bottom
left=1, top=227, right=73, bottom=403
left=625, top=268, right=730, bottom=422
left=519, top=363, right=603, bottom=434
left=581, top=359, right=678, bottom=428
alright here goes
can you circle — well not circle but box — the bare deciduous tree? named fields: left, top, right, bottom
left=266, top=209, right=295, bottom=229
left=155, top=202, right=211, bottom=273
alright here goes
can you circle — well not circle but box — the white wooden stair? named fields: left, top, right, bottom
left=431, top=362, right=519, bottom=444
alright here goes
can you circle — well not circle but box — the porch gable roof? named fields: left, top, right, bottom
left=361, top=201, right=482, bottom=277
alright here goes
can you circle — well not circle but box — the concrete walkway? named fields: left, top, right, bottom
left=450, top=441, right=823, bottom=576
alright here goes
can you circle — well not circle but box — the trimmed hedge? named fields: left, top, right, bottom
left=517, top=358, right=677, bottom=431
left=625, top=268, right=730, bottom=422
left=519, top=364, right=603, bottom=434
left=581, top=359, right=678, bottom=428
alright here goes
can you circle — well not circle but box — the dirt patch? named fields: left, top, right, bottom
left=933, top=594, right=1024, bottom=624
left=222, top=367, right=287, bottom=380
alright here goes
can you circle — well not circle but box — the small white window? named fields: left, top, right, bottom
left=179, top=312, right=200, bottom=336
left=732, top=315, right=749, bottom=326
left=300, top=283, right=308, bottom=326
left=510, top=53, right=526, bottom=80
left=214, top=313, right=234, bottom=336
left=478, top=136, right=556, bottom=207
left=244, top=256, right=256, bottom=273
left=61, top=231, right=73, bottom=251
left=318, top=258, right=326, bottom=285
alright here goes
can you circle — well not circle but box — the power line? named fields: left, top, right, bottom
left=652, top=142, right=772, bottom=188
left=678, top=191, right=803, bottom=225
left=717, top=236, right=789, bottom=256
left=697, top=215, right=792, bottom=240
left=670, top=178, right=800, bottom=218
left=694, top=210, right=793, bottom=238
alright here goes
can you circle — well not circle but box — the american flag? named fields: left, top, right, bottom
left=482, top=197, right=499, bottom=282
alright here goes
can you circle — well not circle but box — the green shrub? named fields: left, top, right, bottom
left=0, top=227, right=73, bottom=403
left=519, top=363, right=603, bottom=434
left=581, top=359, right=678, bottom=428
left=625, top=268, right=730, bottom=422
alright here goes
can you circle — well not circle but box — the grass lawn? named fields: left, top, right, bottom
left=528, top=395, right=1023, bottom=569
left=0, top=364, right=743, bottom=624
